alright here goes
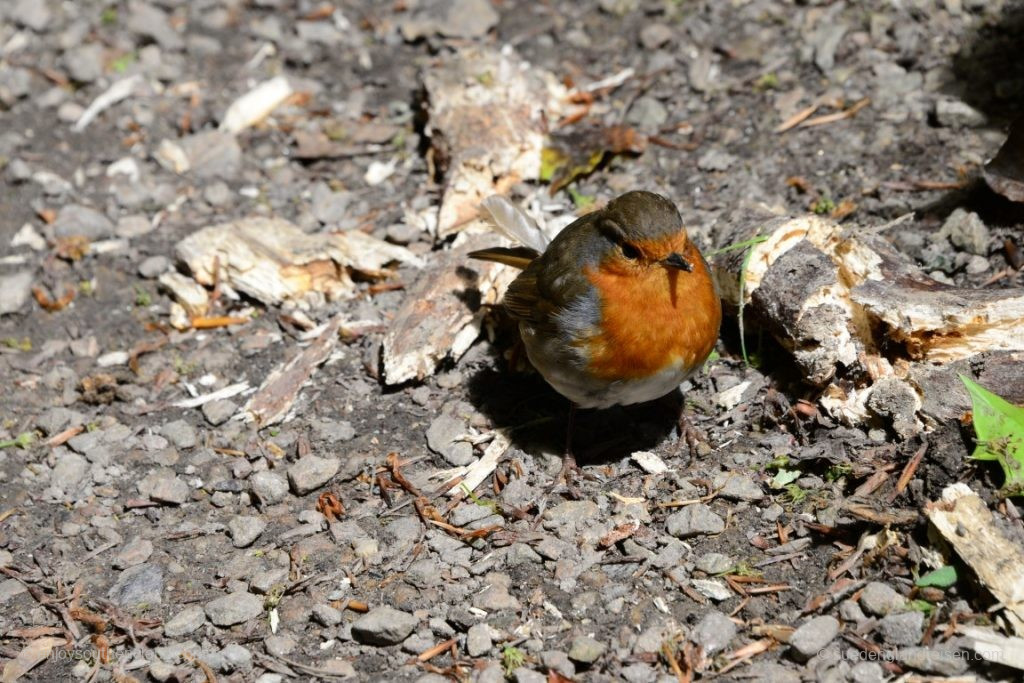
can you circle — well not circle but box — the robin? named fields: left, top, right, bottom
left=470, top=190, right=722, bottom=485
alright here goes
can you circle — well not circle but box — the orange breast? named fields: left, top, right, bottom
left=583, top=241, right=721, bottom=381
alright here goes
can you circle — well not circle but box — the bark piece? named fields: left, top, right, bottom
left=926, top=484, right=1024, bottom=635
left=425, top=47, right=567, bottom=237
left=381, top=232, right=515, bottom=385
left=175, top=216, right=422, bottom=308
left=243, top=315, right=342, bottom=426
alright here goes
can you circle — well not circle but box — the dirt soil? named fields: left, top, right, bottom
left=2, top=1, right=1024, bottom=682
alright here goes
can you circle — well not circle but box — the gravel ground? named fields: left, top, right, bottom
left=2, top=1, right=1024, bottom=682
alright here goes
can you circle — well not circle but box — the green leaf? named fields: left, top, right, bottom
left=770, top=468, right=801, bottom=489
left=916, top=565, right=957, bottom=588
left=959, top=374, right=1024, bottom=495
left=907, top=599, right=934, bottom=614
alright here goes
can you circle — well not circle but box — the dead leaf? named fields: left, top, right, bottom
left=53, top=235, right=90, bottom=261
left=32, top=285, right=75, bottom=312
left=542, top=125, right=647, bottom=194
left=598, top=520, right=641, bottom=548
left=2, top=636, right=66, bottom=682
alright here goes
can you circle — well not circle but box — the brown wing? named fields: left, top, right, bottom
left=503, top=212, right=604, bottom=328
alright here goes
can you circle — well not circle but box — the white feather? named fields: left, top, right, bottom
left=480, top=195, right=550, bottom=252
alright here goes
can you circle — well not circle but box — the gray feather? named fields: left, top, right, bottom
left=480, top=195, right=550, bottom=253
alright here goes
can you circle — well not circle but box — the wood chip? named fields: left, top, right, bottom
left=956, top=625, right=1024, bottom=670
left=175, top=217, right=422, bottom=308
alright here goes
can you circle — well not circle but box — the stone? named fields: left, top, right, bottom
left=697, top=149, right=736, bottom=172
left=250, top=473, right=290, bottom=505
left=850, top=660, right=885, bottom=683
left=113, top=538, right=154, bottom=569
left=176, top=131, right=242, bottom=179
left=639, top=23, right=673, bottom=49
left=426, top=415, right=474, bottom=466
left=878, top=610, right=924, bottom=646
left=860, top=581, right=904, bottom=616
left=117, top=214, right=154, bottom=238
left=164, top=605, right=206, bottom=637
left=540, top=651, right=574, bottom=679
left=311, top=604, right=343, bottom=627
left=625, top=96, right=668, bottom=131
left=12, top=0, right=52, bottom=31
left=512, top=669, right=545, bottom=683
left=202, top=399, right=237, bottom=426
left=138, top=255, right=171, bottom=279
left=665, top=504, right=725, bottom=538
left=472, top=573, right=521, bottom=612
left=204, top=181, right=232, bottom=206
left=466, top=623, right=493, bottom=657
left=127, top=0, right=184, bottom=50
left=0, top=271, right=34, bottom=316
left=965, top=254, right=990, bottom=274
left=228, top=515, right=266, bottom=548
left=150, top=473, right=190, bottom=505
left=220, top=643, right=253, bottom=673
left=107, top=563, right=164, bottom=607
left=351, top=606, right=418, bottom=645
left=311, top=185, right=351, bottom=225
left=940, top=208, right=989, bottom=256
left=205, top=592, right=263, bottom=626
left=694, top=552, right=733, bottom=575
left=161, top=419, right=197, bottom=449
left=895, top=646, right=969, bottom=676
left=64, top=44, right=105, bottom=84
left=264, top=634, right=296, bottom=657
left=713, top=473, right=765, bottom=501
left=690, top=611, right=737, bottom=654
left=53, top=204, right=115, bottom=239
left=935, top=99, right=987, bottom=128
left=567, top=635, right=605, bottom=664
left=813, top=23, right=847, bottom=72
left=449, top=502, right=494, bottom=527
left=51, top=452, right=88, bottom=496
left=312, top=419, right=355, bottom=443
left=788, top=615, right=840, bottom=662
left=288, top=455, right=339, bottom=495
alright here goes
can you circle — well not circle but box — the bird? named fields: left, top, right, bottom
left=469, top=190, right=722, bottom=486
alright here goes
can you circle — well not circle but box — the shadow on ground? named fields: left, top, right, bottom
left=464, top=349, right=682, bottom=467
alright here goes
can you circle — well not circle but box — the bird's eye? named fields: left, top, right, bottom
left=621, top=243, right=641, bottom=260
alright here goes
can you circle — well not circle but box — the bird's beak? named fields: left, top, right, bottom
left=662, top=252, right=693, bottom=271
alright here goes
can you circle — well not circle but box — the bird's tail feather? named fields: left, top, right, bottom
left=467, top=246, right=539, bottom=270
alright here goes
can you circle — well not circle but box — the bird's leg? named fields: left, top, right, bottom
left=547, top=401, right=585, bottom=498
left=677, top=408, right=706, bottom=465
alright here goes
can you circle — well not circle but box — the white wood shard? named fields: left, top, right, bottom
left=220, top=75, right=295, bottom=134
left=926, top=483, right=1024, bottom=635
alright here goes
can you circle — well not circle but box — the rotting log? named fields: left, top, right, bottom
left=712, top=210, right=1024, bottom=433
